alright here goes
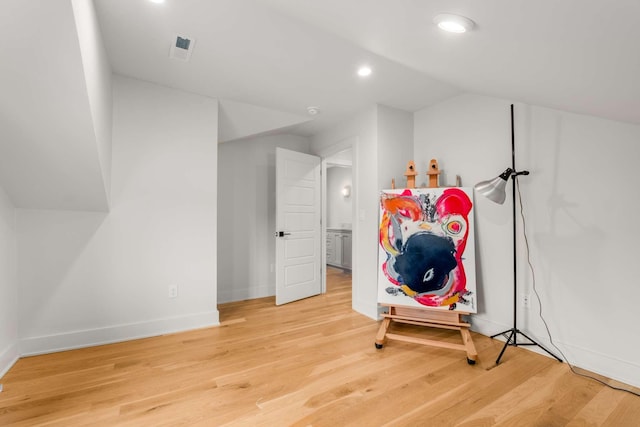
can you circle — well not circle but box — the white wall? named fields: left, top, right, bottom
left=415, top=94, right=513, bottom=328
left=312, top=105, right=411, bottom=318
left=0, top=0, right=110, bottom=212
left=415, top=93, right=640, bottom=388
left=16, top=76, right=219, bottom=355
left=217, top=134, right=311, bottom=303
left=326, top=166, right=352, bottom=229
left=312, top=106, right=377, bottom=318
left=0, top=184, right=18, bottom=377
left=72, top=0, right=113, bottom=203
left=377, top=105, right=414, bottom=189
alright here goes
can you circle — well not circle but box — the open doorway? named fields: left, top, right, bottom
left=323, top=148, right=353, bottom=300
left=216, top=136, right=354, bottom=309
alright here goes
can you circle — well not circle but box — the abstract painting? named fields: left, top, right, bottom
left=378, top=187, right=477, bottom=313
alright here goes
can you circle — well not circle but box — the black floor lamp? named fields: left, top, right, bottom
left=474, top=104, right=563, bottom=365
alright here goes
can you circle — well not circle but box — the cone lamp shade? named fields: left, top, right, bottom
left=474, top=168, right=513, bottom=205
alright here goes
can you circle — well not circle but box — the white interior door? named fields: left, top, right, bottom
left=275, top=147, right=322, bottom=305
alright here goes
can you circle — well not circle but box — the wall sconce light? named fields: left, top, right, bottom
left=341, top=185, right=351, bottom=197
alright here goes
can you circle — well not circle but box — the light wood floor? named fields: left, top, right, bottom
left=1, top=267, right=639, bottom=426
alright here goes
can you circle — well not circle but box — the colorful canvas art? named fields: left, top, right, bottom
left=378, top=187, right=477, bottom=313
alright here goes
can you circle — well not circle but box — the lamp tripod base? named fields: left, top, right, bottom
left=491, top=328, right=563, bottom=365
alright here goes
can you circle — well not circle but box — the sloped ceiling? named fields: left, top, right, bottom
left=261, top=0, right=640, bottom=125
left=0, top=0, right=110, bottom=211
left=95, top=0, right=640, bottom=128
left=93, top=0, right=461, bottom=137
left=2, top=0, right=639, bottom=210
left=218, top=100, right=311, bottom=143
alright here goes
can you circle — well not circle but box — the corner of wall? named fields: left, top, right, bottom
left=0, top=343, right=19, bottom=379
left=352, top=299, right=379, bottom=321
left=0, top=185, right=18, bottom=380
left=71, top=0, right=114, bottom=210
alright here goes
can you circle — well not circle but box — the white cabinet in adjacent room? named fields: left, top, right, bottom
left=341, top=232, right=352, bottom=269
left=326, top=229, right=351, bottom=270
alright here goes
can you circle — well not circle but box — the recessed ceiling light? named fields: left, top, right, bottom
left=149, top=0, right=165, bottom=4
left=433, top=13, right=475, bottom=33
left=357, top=66, right=372, bottom=77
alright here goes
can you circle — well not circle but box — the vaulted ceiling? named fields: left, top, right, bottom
left=93, top=0, right=461, bottom=137
left=2, top=0, right=639, bottom=210
left=96, top=0, right=640, bottom=131
left=260, top=0, right=640, bottom=125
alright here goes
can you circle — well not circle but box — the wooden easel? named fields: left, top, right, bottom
left=404, top=161, right=418, bottom=189
left=378, top=158, right=477, bottom=364
left=375, top=305, right=478, bottom=364
left=426, top=158, right=440, bottom=188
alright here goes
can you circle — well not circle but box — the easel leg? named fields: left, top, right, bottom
left=375, top=318, right=391, bottom=349
left=460, top=328, right=477, bottom=365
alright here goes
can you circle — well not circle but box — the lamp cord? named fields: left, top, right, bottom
left=515, top=178, right=640, bottom=397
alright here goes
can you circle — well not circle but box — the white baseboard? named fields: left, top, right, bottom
left=218, top=286, right=272, bottom=304
left=353, top=299, right=378, bottom=320
left=20, top=310, right=220, bottom=357
left=552, top=341, right=640, bottom=389
left=468, top=315, right=510, bottom=337
left=0, top=342, right=20, bottom=379
left=470, top=315, right=640, bottom=389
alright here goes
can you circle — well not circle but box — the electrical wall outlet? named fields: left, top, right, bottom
left=0, top=383, right=3, bottom=392
left=522, top=294, right=530, bottom=309
left=168, top=285, right=178, bottom=298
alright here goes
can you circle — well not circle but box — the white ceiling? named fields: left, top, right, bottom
left=261, top=0, right=640, bottom=125
left=93, top=0, right=461, bottom=136
left=2, top=0, right=639, bottom=209
left=95, top=0, right=640, bottom=132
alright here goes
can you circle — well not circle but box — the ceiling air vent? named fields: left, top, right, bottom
left=169, top=34, right=195, bottom=61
